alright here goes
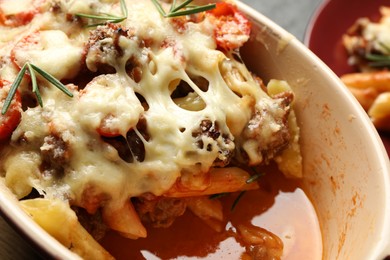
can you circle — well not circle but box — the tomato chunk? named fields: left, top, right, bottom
left=0, top=0, right=44, bottom=27
left=0, top=80, right=22, bottom=141
left=207, top=2, right=251, bottom=51
left=10, top=31, right=41, bottom=70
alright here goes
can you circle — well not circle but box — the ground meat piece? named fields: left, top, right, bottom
left=40, top=134, right=70, bottom=176
left=238, top=92, right=294, bottom=165
left=72, top=207, right=108, bottom=241
left=191, top=119, right=235, bottom=167
left=79, top=184, right=111, bottom=214
left=84, top=23, right=128, bottom=73
left=84, top=23, right=150, bottom=82
left=133, top=196, right=187, bottom=228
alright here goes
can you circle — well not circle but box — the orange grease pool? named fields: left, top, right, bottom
left=100, top=167, right=322, bottom=259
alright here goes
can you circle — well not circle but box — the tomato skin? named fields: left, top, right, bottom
left=0, top=0, right=44, bottom=27
left=0, top=80, right=22, bottom=142
left=208, top=2, right=237, bottom=17
left=10, top=31, right=40, bottom=70
left=0, top=11, right=35, bottom=27
left=207, top=2, right=251, bottom=51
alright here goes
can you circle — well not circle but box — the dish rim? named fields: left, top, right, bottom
left=0, top=0, right=389, bottom=259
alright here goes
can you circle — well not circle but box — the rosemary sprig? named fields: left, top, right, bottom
left=1, top=63, right=73, bottom=115
left=27, top=63, right=42, bottom=107
left=209, top=192, right=229, bottom=200
left=366, top=53, right=390, bottom=67
left=209, top=170, right=265, bottom=211
left=230, top=171, right=264, bottom=211
left=365, top=42, right=390, bottom=68
left=2, top=64, right=27, bottom=115
left=231, top=191, right=246, bottom=211
left=75, top=0, right=128, bottom=27
left=151, top=0, right=216, bottom=18
left=246, top=170, right=264, bottom=184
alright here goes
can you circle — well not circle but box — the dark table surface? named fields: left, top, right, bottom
left=0, top=0, right=323, bottom=259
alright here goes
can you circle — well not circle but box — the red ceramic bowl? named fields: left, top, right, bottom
left=304, top=0, right=390, bottom=153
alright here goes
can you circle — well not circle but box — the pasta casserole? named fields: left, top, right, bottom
left=342, top=6, right=390, bottom=130
left=0, top=0, right=303, bottom=259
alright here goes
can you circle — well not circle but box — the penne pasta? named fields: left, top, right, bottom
left=340, top=71, right=390, bottom=92
left=340, top=55, right=390, bottom=130
left=102, top=200, right=147, bottom=239
left=164, top=167, right=259, bottom=198
left=368, top=92, right=390, bottom=130
left=186, top=196, right=224, bottom=232
left=347, top=87, right=379, bottom=111
left=20, top=198, right=114, bottom=260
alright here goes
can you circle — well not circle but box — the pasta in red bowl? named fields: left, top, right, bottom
left=0, top=0, right=389, bottom=259
left=305, top=0, right=390, bottom=151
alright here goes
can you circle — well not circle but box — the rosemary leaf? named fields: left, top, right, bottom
left=368, top=61, right=390, bottom=67
left=1, top=63, right=74, bottom=115
left=34, top=86, right=43, bottom=108
left=75, top=0, right=128, bottom=27
left=166, top=4, right=216, bottom=17
left=27, top=63, right=37, bottom=92
left=246, top=171, right=265, bottom=184
left=120, top=0, right=128, bottom=17
left=151, top=0, right=216, bottom=18
left=74, top=13, right=120, bottom=20
left=27, top=63, right=43, bottom=107
left=30, top=64, right=73, bottom=97
left=151, top=0, right=167, bottom=16
left=231, top=191, right=246, bottom=211
left=209, top=192, right=229, bottom=200
left=1, top=64, right=27, bottom=115
left=366, top=53, right=390, bottom=67
left=366, top=53, right=390, bottom=61
left=171, top=0, right=193, bottom=13
left=170, top=0, right=177, bottom=12
left=365, top=42, right=390, bottom=68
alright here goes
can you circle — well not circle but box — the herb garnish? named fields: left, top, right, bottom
left=230, top=171, right=264, bottom=211
left=151, top=0, right=216, bottom=18
left=75, top=0, right=128, bottom=27
left=366, top=53, right=390, bottom=67
left=1, top=63, right=73, bottom=115
left=365, top=42, right=390, bottom=68
left=209, top=171, right=265, bottom=211
left=209, top=192, right=229, bottom=200
left=231, top=190, right=246, bottom=211
left=246, top=170, right=264, bottom=184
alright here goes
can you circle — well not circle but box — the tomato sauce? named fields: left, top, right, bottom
left=100, top=165, right=323, bottom=259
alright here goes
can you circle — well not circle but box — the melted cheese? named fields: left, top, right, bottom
left=0, top=0, right=301, bottom=217
left=0, top=0, right=35, bottom=15
left=78, top=74, right=144, bottom=136
left=358, top=7, right=390, bottom=54
left=364, top=18, right=390, bottom=53
left=12, top=30, right=83, bottom=79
